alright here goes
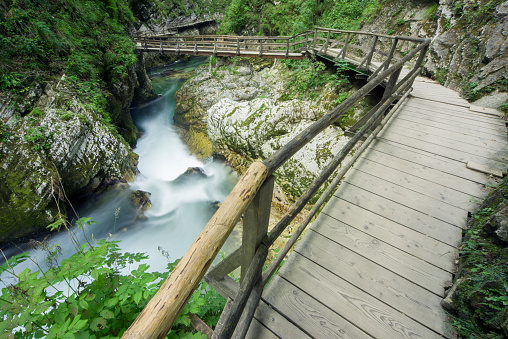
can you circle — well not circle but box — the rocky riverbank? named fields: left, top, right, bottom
left=174, top=57, right=374, bottom=199
left=0, top=53, right=157, bottom=246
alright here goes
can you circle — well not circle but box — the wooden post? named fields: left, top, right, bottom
left=236, top=38, right=240, bottom=56
left=176, top=40, right=180, bottom=55
left=341, top=33, right=350, bottom=59
left=312, top=28, right=318, bottom=49
left=381, top=66, right=402, bottom=102
left=213, top=37, right=217, bottom=55
left=286, top=38, right=289, bottom=58
left=241, top=176, right=274, bottom=282
left=159, top=38, right=163, bottom=52
left=323, top=30, right=330, bottom=53
left=194, top=37, right=198, bottom=55
left=384, top=38, right=398, bottom=70
left=364, top=35, right=378, bottom=70
left=259, top=39, right=263, bottom=56
left=144, top=37, right=147, bottom=51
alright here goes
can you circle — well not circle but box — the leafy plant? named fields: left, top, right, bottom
left=0, top=217, right=226, bottom=338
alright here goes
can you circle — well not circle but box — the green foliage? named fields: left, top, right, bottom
left=0, top=217, right=226, bottom=338
left=23, top=126, right=54, bottom=150
left=449, top=178, right=508, bottom=337
left=218, top=0, right=248, bottom=34
left=0, top=0, right=137, bottom=127
left=423, top=3, right=439, bottom=21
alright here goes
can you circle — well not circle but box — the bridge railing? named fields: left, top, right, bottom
left=123, top=31, right=430, bottom=338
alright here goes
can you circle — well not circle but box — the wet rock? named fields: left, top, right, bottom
left=96, top=177, right=129, bottom=195
left=173, top=167, right=207, bottom=184
left=130, top=190, right=152, bottom=221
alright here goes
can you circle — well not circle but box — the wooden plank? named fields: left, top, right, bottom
left=377, top=130, right=508, bottom=171
left=400, top=105, right=507, bottom=134
left=261, top=282, right=369, bottom=338
left=323, top=197, right=458, bottom=271
left=355, top=154, right=481, bottom=207
left=469, top=105, right=504, bottom=117
left=404, top=100, right=507, bottom=127
left=410, top=95, right=470, bottom=107
left=361, top=147, right=487, bottom=198
left=312, top=211, right=449, bottom=295
left=388, top=117, right=507, bottom=151
left=251, top=301, right=312, bottom=338
left=296, top=230, right=454, bottom=335
left=245, top=319, right=280, bottom=339
left=466, top=161, right=504, bottom=178
left=394, top=110, right=508, bottom=141
left=380, top=124, right=508, bottom=165
left=333, top=182, right=463, bottom=245
left=276, top=254, right=445, bottom=339
left=368, top=138, right=490, bottom=184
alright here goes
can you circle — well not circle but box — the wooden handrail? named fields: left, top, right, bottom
left=122, top=162, right=269, bottom=338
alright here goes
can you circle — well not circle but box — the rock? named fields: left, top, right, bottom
left=483, top=204, right=508, bottom=243
left=95, top=177, right=129, bottom=195
left=473, top=91, right=508, bottom=109
left=441, top=278, right=463, bottom=312
left=172, top=167, right=208, bottom=184
left=238, top=66, right=252, bottom=76
left=130, top=190, right=152, bottom=221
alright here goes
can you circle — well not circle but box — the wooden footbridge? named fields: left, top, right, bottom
left=126, top=28, right=508, bottom=338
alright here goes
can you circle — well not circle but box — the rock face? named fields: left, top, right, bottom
left=361, top=0, right=508, bottom=101
left=175, top=58, right=352, bottom=198
left=0, top=54, right=156, bottom=245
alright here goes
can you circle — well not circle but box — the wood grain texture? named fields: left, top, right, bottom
left=276, top=253, right=445, bottom=339
left=262, top=277, right=372, bottom=338
left=122, top=162, right=269, bottom=339
left=351, top=157, right=478, bottom=210
left=361, top=147, right=486, bottom=198
left=311, top=212, right=450, bottom=295
left=296, top=230, right=453, bottom=335
left=322, top=197, right=457, bottom=271
left=369, top=138, right=489, bottom=184
left=333, top=182, right=463, bottom=245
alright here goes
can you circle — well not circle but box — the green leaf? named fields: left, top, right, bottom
left=79, top=299, right=89, bottom=310
left=100, top=309, right=114, bottom=319
left=105, top=297, right=119, bottom=307
left=133, top=290, right=142, bottom=305
left=90, top=317, right=107, bottom=332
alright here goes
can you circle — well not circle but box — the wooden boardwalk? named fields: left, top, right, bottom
left=245, top=78, right=508, bottom=338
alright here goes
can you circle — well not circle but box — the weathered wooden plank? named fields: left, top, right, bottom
left=333, top=182, right=463, bottom=245
left=377, top=130, right=508, bottom=171
left=250, top=300, right=312, bottom=338
left=277, top=253, right=445, bottom=339
left=362, top=147, right=487, bottom=198
left=323, top=197, right=458, bottom=270
left=388, top=117, right=507, bottom=151
left=297, top=230, right=454, bottom=336
left=310, top=212, right=450, bottom=295
left=352, top=157, right=480, bottom=210
left=403, top=100, right=507, bottom=127
left=394, top=110, right=508, bottom=141
left=383, top=121, right=508, bottom=161
left=408, top=98, right=504, bottom=122
left=400, top=106, right=508, bottom=136
left=410, top=93, right=470, bottom=107
left=369, top=139, right=489, bottom=184
left=245, top=319, right=280, bottom=339
left=467, top=161, right=504, bottom=178
left=261, top=277, right=372, bottom=338
left=469, top=105, right=504, bottom=117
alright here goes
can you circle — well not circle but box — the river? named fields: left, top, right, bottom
left=0, top=57, right=238, bottom=279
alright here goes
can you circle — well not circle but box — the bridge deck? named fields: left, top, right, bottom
left=246, top=78, right=508, bottom=338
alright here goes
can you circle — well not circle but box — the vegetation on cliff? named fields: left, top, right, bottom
left=0, top=0, right=138, bottom=128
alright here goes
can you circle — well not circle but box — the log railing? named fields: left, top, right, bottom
left=123, top=30, right=430, bottom=338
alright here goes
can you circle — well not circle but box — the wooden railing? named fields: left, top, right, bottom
left=123, top=29, right=430, bottom=338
